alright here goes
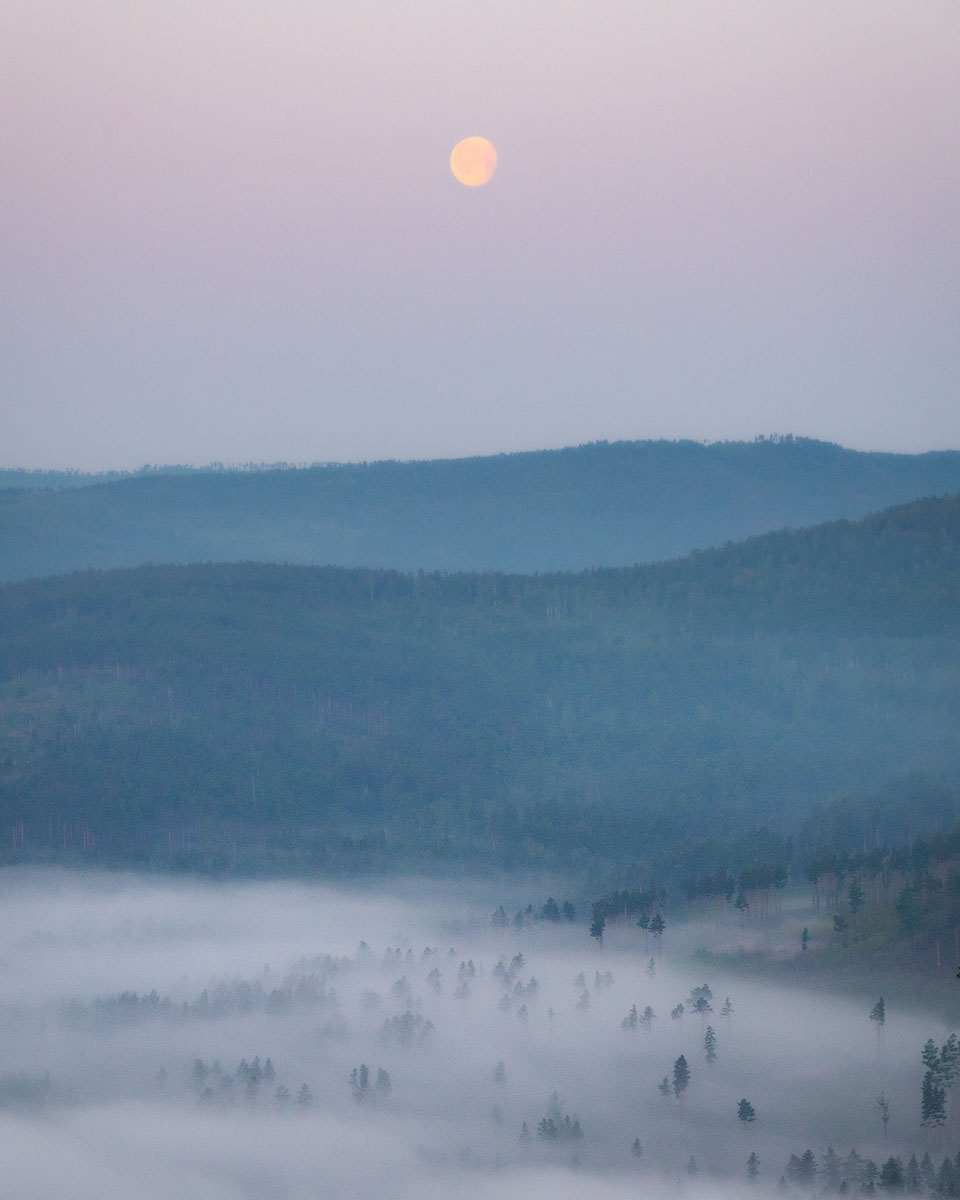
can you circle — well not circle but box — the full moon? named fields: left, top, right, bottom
left=449, top=137, right=498, bottom=187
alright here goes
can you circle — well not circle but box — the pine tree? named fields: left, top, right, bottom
left=920, top=1152, right=935, bottom=1190
left=879, top=1157, right=905, bottom=1190
left=870, top=997, right=886, bottom=1048
left=747, top=1152, right=760, bottom=1182
left=673, top=1055, right=690, bottom=1101
left=632, top=1137, right=643, bottom=1159
left=590, top=907, right=606, bottom=947
left=786, top=1150, right=817, bottom=1186
left=738, top=1098, right=757, bottom=1126
left=922, top=1072, right=946, bottom=1128
left=704, top=1025, right=717, bottom=1064
left=877, top=1092, right=890, bottom=1140
left=821, top=1147, right=842, bottom=1191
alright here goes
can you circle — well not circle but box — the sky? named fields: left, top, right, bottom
left=2, top=0, right=959, bottom=470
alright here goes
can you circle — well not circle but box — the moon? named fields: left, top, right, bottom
left=450, top=137, right=498, bottom=187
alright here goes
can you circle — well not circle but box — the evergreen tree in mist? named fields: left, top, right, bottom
left=673, top=1055, right=690, bottom=1102
left=738, top=1098, right=757, bottom=1127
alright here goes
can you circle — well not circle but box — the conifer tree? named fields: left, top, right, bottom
left=879, top=1157, right=904, bottom=1190
left=870, top=997, right=886, bottom=1049
left=821, top=1147, right=842, bottom=1191
left=876, top=1091, right=890, bottom=1140
left=738, top=1098, right=757, bottom=1126
left=673, top=1055, right=690, bottom=1101
left=704, top=1025, right=717, bottom=1064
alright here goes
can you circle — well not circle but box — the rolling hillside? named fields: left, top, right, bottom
left=1, top=492, right=958, bottom=880
left=3, top=437, right=960, bottom=579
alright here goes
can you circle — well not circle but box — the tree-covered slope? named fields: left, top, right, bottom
left=3, top=437, right=960, bottom=580
left=1, top=493, right=958, bottom=879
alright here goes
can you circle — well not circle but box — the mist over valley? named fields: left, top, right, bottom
left=0, top=869, right=951, bottom=1200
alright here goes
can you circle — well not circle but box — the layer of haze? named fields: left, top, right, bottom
left=2, top=1, right=959, bottom=469
left=0, top=868, right=948, bottom=1199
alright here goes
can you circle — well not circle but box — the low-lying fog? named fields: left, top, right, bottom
left=0, top=869, right=949, bottom=1199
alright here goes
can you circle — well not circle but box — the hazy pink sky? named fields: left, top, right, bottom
left=3, top=0, right=958, bottom=468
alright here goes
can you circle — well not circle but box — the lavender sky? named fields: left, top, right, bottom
left=3, top=0, right=959, bottom=469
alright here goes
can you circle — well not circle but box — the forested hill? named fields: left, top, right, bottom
left=1, top=493, right=958, bottom=880
left=4, top=437, right=960, bottom=581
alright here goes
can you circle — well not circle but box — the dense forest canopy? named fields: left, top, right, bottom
left=4, top=437, right=960, bottom=580
left=2, top=492, right=958, bottom=882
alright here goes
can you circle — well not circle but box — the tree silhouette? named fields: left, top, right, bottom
left=870, top=997, right=886, bottom=1050
left=876, top=1091, right=890, bottom=1140
left=738, top=1098, right=757, bottom=1127
left=673, top=1055, right=690, bottom=1102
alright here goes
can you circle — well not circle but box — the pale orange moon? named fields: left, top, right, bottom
left=450, top=136, right=498, bottom=187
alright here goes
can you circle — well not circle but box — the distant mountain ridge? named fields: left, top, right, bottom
left=3, top=436, right=960, bottom=581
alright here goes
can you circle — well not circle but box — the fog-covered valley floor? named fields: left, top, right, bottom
left=0, top=869, right=951, bottom=1199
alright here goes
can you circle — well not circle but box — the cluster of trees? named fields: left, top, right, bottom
left=775, top=1146, right=955, bottom=1194
left=491, top=898, right=577, bottom=928
left=520, top=1092, right=584, bottom=1145
left=921, top=1036, right=960, bottom=1136
left=191, top=1055, right=314, bottom=1110
left=349, top=1064, right=391, bottom=1103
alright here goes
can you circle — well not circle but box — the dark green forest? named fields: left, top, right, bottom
left=2, top=491, right=958, bottom=888
left=4, top=436, right=960, bottom=580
